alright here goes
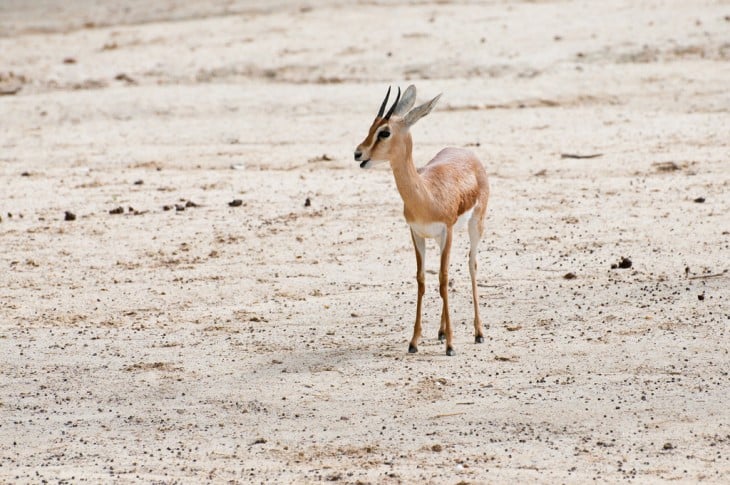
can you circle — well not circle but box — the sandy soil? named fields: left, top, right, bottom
left=1, top=0, right=729, bottom=483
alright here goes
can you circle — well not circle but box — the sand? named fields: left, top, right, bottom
left=1, top=0, right=729, bottom=483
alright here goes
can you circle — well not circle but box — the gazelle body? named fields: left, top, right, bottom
left=355, top=85, right=490, bottom=356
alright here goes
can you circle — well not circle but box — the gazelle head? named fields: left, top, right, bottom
left=354, top=85, right=441, bottom=169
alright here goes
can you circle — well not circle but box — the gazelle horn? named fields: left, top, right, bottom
left=384, top=86, right=401, bottom=120
left=377, top=86, right=391, bottom=118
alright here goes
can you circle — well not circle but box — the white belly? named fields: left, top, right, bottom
left=409, top=206, right=475, bottom=239
left=409, top=221, right=446, bottom=240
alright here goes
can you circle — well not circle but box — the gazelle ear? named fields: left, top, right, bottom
left=393, top=85, right=417, bottom=116
left=403, top=93, right=442, bottom=127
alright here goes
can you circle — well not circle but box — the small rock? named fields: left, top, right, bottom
left=114, top=73, right=136, bottom=84
left=109, top=206, right=124, bottom=215
left=618, top=257, right=632, bottom=269
left=563, top=272, right=576, bottom=280
left=698, top=294, right=705, bottom=301
left=252, top=438, right=266, bottom=445
left=163, top=205, right=172, bottom=211
left=21, top=171, right=30, bottom=177
left=693, top=197, right=705, bottom=203
left=229, top=199, right=243, bottom=207
left=64, top=211, right=76, bottom=221
left=175, top=204, right=185, bottom=211
left=663, top=442, right=674, bottom=450
left=431, top=444, right=443, bottom=452
left=185, top=200, right=198, bottom=208
left=133, top=179, right=144, bottom=185
left=63, top=57, right=77, bottom=64
left=304, top=197, right=311, bottom=207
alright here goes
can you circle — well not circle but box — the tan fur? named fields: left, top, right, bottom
left=355, top=96, right=490, bottom=356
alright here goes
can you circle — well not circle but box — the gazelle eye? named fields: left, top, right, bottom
left=378, top=130, right=391, bottom=139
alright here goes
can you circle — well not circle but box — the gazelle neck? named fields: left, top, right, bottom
left=389, top=134, right=431, bottom=219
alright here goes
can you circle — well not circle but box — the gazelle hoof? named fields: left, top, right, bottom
left=475, top=335, right=485, bottom=344
left=446, top=347, right=456, bottom=356
left=437, top=331, right=445, bottom=342
left=408, top=344, right=418, bottom=353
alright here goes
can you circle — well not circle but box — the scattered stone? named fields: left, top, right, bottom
left=304, top=197, right=311, bottom=207
left=229, top=199, right=243, bottom=207
left=698, top=294, right=705, bottom=301
left=175, top=204, right=185, bottom=211
left=109, top=206, right=124, bottom=215
left=21, top=171, right=30, bottom=177
left=653, top=161, right=680, bottom=172
left=563, top=272, right=576, bottom=279
left=693, top=197, right=705, bottom=203
left=63, top=57, right=77, bottom=64
left=133, top=179, right=144, bottom=185
left=64, top=211, right=76, bottom=221
left=252, top=438, right=267, bottom=445
left=185, top=200, right=199, bottom=208
left=612, top=257, right=632, bottom=269
left=431, top=444, right=443, bottom=452
left=163, top=205, right=172, bottom=211
left=663, top=442, right=674, bottom=450
left=114, top=73, right=136, bottom=84
left=308, top=154, right=333, bottom=163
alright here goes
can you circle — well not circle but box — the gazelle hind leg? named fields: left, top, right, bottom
left=468, top=212, right=486, bottom=342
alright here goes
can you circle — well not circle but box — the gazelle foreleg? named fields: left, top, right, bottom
left=408, top=230, right=426, bottom=353
left=438, top=227, right=455, bottom=356
left=468, top=215, right=486, bottom=343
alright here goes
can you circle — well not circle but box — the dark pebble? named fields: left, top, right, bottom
left=175, top=204, right=185, bottom=211
left=693, top=197, right=705, bottom=203
left=185, top=200, right=198, bottom=208
left=109, top=207, right=124, bottom=215
left=133, top=179, right=144, bottom=185
left=163, top=205, right=172, bottom=211
left=617, top=257, right=632, bottom=269
left=698, top=294, right=705, bottom=301
left=64, top=211, right=76, bottom=221
left=563, top=272, right=576, bottom=280
left=304, top=197, right=311, bottom=207
left=229, top=199, right=243, bottom=207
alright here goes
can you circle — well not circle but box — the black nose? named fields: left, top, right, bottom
left=354, top=150, right=362, bottom=161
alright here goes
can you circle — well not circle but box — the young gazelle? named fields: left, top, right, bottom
left=354, top=85, right=490, bottom=356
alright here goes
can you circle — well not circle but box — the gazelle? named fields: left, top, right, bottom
left=354, top=85, right=490, bottom=356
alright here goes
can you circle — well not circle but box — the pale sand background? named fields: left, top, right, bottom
left=1, top=0, right=729, bottom=483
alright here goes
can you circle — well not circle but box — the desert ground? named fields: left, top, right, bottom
left=1, top=0, right=729, bottom=483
